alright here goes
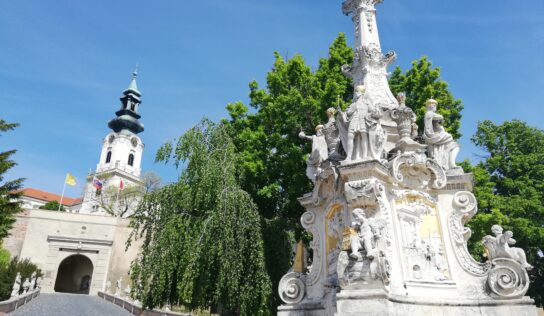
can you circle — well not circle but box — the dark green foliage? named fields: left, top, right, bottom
left=129, top=119, right=272, bottom=315
left=464, top=120, right=544, bottom=306
left=39, top=201, right=64, bottom=211
left=0, top=256, right=42, bottom=301
left=0, top=119, right=24, bottom=241
left=389, top=56, right=464, bottom=139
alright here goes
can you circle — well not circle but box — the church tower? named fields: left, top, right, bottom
left=79, top=71, right=145, bottom=216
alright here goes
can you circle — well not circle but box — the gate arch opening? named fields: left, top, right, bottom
left=54, top=254, right=94, bottom=294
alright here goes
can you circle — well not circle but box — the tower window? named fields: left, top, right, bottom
left=131, top=103, right=135, bottom=111
left=106, top=151, right=112, bottom=163
left=128, top=153, right=134, bottom=166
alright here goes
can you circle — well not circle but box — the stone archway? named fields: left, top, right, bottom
left=54, top=254, right=94, bottom=294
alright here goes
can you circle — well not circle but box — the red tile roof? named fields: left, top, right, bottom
left=14, top=188, right=81, bottom=206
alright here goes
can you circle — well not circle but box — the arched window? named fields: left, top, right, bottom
left=105, top=151, right=112, bottom=163
left=128, top=153, right=134, bottom=166
left=131, top=103, right=135, bottom=111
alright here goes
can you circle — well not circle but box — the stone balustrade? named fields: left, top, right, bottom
left=0, top=288, right=40, bottom=314
left=97, top=291, right=191, bottom=316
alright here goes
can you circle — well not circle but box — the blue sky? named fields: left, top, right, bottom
left=1, top=0, right=543, bottom=198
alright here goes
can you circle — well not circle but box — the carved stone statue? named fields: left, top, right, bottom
left=11, top=272, right=21, bottom=297
left=322, top=107, right=345, bottom=161
left=423, top=99, right=460, bottom=171
left=299, top=125, right=329, bottom=183
left=22, top=278, right=30, bottom=294
left=115, top=277, right=123, bottom=296
left=483, top=225, right=533, bottom=270
left=350, top=208, right=377, bottom=260
left=337, top=85, right=385, bottom=162
left=29, top=271, right=37, bottom=291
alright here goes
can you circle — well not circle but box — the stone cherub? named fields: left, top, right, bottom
left=482, top=225, right=533, bottom=270
left=299, top=125, right=329, bottom=183
left=423, top=98, right=460, bottom=171
left=349, top=208, right=378, bottom=260
left=11, top=272, right=21, bottom=297
left=337, top=85, right=385, bottom=162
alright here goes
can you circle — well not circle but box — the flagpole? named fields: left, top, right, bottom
left=58, top=180, right=66, bottom=211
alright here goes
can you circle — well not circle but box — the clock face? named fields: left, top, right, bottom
left=108, top=135, right=115, bottom=144
left=131, top=137, right=138, bottom=147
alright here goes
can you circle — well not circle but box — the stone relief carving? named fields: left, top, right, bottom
left=337, top=207, right=387, bottom=287
left=337, top=85, right=386, bottom=162
left=423, top=99, right=461, bottom=173
left=336, top=179, right=392, bottom=288
left=299, top=125, right=329, bottom=183
left=390, top=151, right=447, bottom=190
left=448, top=191, right=490, bottom=276
left=397, top=201, right=450, bottom=282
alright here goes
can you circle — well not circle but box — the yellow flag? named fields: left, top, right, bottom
left=65, top=173, right=77, bottom=186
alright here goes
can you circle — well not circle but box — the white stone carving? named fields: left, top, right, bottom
left=323, top=108, right=345, bottom=161
left=483, top=225, right=533, bottom=271
left=486, top=258, right=530, bottom=299
left=29, top=271, right=37, bottom=291
left=390, top=151, right=447, bottom=190
left=449, top=191, right=490, bottom=276
left=10, top=272, right=21, bottom=297
left=22, top=278, right=30, bottom=294
left=299, top=126, right=328, bottom=183
left=423, top=99, right=461, bottom=173
left=115, top=277, right=122, bottom=297
left=391, top=93, right=426, bottom=153
left=278, top=272, right=306, bottom=304
left=337, top=85, right=386, bottom=162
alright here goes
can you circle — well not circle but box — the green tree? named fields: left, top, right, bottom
left=39, top=200, right=64, bottom=211
left=224, top=34, right=354, bottom=304
left=389, top=56, right=464, bottom=139
left=0, top=119, right=23, bottom=241
left=464, top=120, right=544, bottom=306
left=128, top=119, right=272, bottom=315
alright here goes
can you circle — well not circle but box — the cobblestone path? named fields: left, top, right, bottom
left=9, top=293, right=131, bottom=316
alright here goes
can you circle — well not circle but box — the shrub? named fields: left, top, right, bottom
left=0, top=257, right=42, bottom=301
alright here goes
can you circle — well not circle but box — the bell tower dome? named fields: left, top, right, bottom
left=79, top=70, right=145, bottom=217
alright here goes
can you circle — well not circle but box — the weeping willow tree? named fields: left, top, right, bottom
left=128, top=119, right=272, bottom=315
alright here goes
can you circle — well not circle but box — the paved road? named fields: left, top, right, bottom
left=9, top=293, right=131, bottom=316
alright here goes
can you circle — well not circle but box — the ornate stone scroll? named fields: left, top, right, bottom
left=279, top=272, right=306, bottom=304
left=486, top=258, right=530, bottom=299
left=390, top=152, right=447, bottom=190
left=448, top=191, right=490, bottom=276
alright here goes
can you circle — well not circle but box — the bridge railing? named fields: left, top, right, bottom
left=0, top=288, right=40, bottom=314
left=97, top=291, right=191, bottom=316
